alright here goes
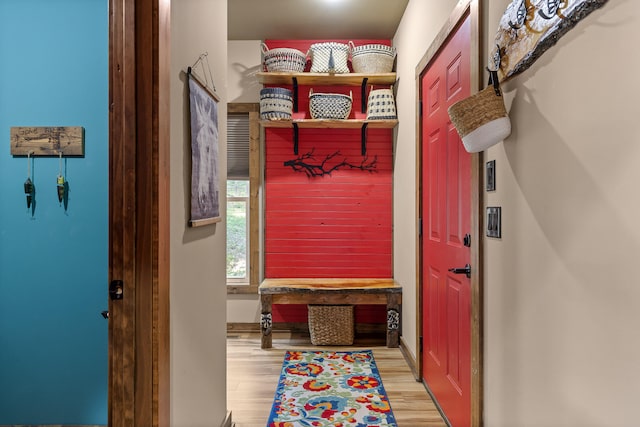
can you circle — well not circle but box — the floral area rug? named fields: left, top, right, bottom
left=267, top=350, right=397, bottom=427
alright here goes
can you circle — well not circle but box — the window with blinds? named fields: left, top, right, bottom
left=227, top=114, right=250, bottom=179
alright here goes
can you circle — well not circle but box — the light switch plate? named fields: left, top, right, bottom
left=486, top=160, right=496, bottom=191
left=486, top=206, right=501, bottom=238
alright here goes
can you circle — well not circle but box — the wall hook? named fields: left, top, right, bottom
left=57, top=151, right=66, bottom=206
left=24, top=151, right=34, bottom=210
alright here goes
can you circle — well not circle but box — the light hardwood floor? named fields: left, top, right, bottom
left=227, top=331, right=448, bottom=427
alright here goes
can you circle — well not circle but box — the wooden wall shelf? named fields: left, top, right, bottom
left=258, top=72, right=397, bottom=113
left=258, top=71, right=398, bottom=156
left=256, top=72, right=397, bottom=86
left=260, top=119, right=398, bottom=129
left=261, top=119, right=398, bottom=156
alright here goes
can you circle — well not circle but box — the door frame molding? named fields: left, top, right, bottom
left=109, top=0, right=170, bottom=425
left=414, top=1, right=483, bottom=425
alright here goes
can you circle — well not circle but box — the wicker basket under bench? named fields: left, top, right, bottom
left=258, top=278, right=402, bottom=349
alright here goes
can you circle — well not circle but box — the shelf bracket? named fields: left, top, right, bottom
left=361, top=123, right=368, bottom=156
left=361, top=77, right=369, bottom=114
left=292, top=77, right=299, bottom=113
left=293, top=122, right=299, bottom=155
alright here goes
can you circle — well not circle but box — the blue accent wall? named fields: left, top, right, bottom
left=0, top=0, right=108, bottom=424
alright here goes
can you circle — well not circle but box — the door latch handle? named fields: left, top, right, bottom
left=109, top=280, right=123, bottom=300
left=449, top=264, right=471, bottom=278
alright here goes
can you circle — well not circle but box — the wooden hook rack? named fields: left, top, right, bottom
left=10, top=126, right=85, bottom=156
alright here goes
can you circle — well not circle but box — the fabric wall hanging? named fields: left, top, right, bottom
left=186, top=53, right=221, bottom=227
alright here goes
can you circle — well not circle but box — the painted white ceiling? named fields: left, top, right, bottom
left=228, top=0, right=410, bottom=40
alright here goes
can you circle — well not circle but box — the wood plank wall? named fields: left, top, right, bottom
left=265, top=127, right=393, bottom=278
left=263, top=39, right=395, bottom=323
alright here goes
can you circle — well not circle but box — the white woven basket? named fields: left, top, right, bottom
left=308, top=42, right=350, bottom=74
left=350, top=42, right=396, bottom=74
left=366, top=86, right=397, bottom=120
left=260, top=87, right=293, bottom=120
left=448, top=71, right=511, bottom=153
left=309, top=89, right=353, bottom=119
left=261, top=43, right=306, bottom=73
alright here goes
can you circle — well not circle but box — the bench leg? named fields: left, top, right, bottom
left=260, top=294, right=273, bottom=349
left=386, top=294, right=401, bottom=348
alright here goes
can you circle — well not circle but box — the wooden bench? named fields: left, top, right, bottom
left=258, top=278, right=402, bottom=349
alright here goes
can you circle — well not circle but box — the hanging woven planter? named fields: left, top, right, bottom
left=448, top=70, right=511, bottom=153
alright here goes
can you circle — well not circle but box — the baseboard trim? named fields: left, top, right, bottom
left=227, top=322, right=386, bottom=335
left=399, top=335, right=420, bottom=381
left=220, top=411, right=233, bottom=427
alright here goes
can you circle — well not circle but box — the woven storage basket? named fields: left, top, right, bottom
left=349, top=42, right=396, bottom=74
left=447, top=72, right=511, bottom=153
left=261, top=43, right=306, bottom=73
left=308, top=305, right=354, bottom=345
left=308, top=42, right=350, bottom=74
left=309, top=89, right=352, bottom=119
left=260, top=87, right=293, bottom=120
left=366, top=86, right=397, bottom=120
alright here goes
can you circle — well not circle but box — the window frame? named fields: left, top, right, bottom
left=227, top=103, right=261, bottom=294
left=226, top=182, right=250, bottom=284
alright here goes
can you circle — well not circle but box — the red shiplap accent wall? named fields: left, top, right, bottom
left=265, top=127, right=393, bottom=277
left=263, top=39, right=394, bottom=322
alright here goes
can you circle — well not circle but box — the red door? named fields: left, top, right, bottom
left=421, top=14, right=472, bottom=427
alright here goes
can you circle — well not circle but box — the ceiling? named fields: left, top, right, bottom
left=228, top=0, right=410, bottom=40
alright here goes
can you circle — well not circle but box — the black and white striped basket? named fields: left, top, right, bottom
left=350, top=42, right=396, bottom=74
left=308, top=42, right=350, bottom=74
left=261, top=43, right=306, bottom=73
left=260, top=87, right=293, bottom=120
left=309, top=89, right=353, bottom=120
left=366, top=86, right=397, bottom=120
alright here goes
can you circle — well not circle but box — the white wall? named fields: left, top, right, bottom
left=483, top=1, right=640, bottom=425
left=392, top=0, right=460, bottom=362
left=170, top=0, right=228, bottom=425
left=227, top=40, right=263, bottom=323
left=228, top=40, right=262, bottom=103
left=394, top=0, right=640, bottom=425
left=229, top=3, right=640, bottom=424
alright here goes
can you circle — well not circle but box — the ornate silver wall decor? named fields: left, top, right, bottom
left=387, top=308, right=400, bottom=331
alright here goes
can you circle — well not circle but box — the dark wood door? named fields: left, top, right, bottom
left=108, top=0, right=170, bottom=425
left=420, top=14, right=472, bottom=427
